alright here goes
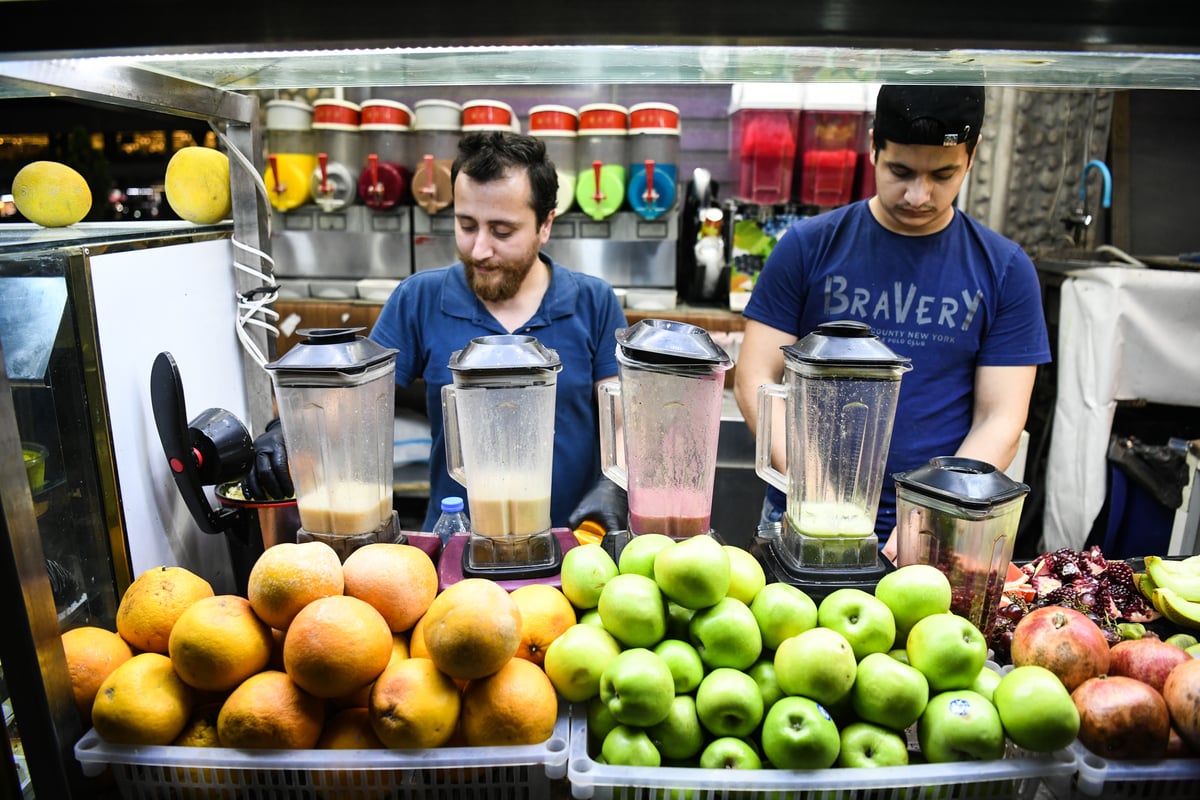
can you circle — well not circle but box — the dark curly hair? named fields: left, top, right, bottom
left=451, top=131, right=559, bottom=227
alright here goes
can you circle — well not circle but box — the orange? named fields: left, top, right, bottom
left=91, top=652, right=195, bottom=745
left=116, top=566, right=214, bottom=653
left=333, top=633, right=409, bottom=709
left=173, top=702, right=223, bottom=746
left=368, top=657, right=461, bottom=749
left=342, top=542, right=438, bottom=633
left=168, top=594, right=274, bottom=692
left=247, top=541, right=344, bottom=630
left=409, top=613, right=431, bottom=659
left=312, top=708, right=398, bottom=800
left=422, top=578, right=522, bottom=680
left=459, top=657, right=559, bottom=747
left=169, top=703, right=236, bottom=800
left=283, top=595, right=394, bottom=699
left=510, top=584, right=577, bottom=668
left=217, top=670, right=325, bottom=749
left=61, top=626, right=133, bottom=725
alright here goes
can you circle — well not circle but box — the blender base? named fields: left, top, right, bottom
left=297, top=511, right=410, bottom=561
left=436, top=528, right=577, bottom=591
left=750, top=532, right=894, bottom=602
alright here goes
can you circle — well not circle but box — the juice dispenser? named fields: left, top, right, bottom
left=309, top=98, right=362, bottom=212
left=575, top=103, right=628, bottom=221
left=598, top=319, right=731, bottom=544
left=264, top=328, right=400, bottom=560
left=462, top=99, right=517, bottom=132
left=529, top=104, right=579, bottom=216
left=626, top=102, right=681, bottom=220
left=728, top=83, right=803, bottom=204
left=358, top=99, right=414, bottom=210
left=440, top=335, right=576, bottom=586
left=894, top=457, right=1030, bottom=636
left=753, top=320, right=911, bottom=597
left=795, top=83, right=865, bottom=208
left=412, top=99, right=462, bottom=215
left=262, top=99, right=315, bottom=212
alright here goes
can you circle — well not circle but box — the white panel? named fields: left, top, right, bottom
left=90, top=238, right=250, bottom=593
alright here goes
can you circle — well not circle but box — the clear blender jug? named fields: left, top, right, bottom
left=599, top=319, right=731, bottom=539
left=264, top=328, right=399, bottom=559
left=442, top=335, right=562, bottom=571
left=894, top=456, right=1030, bottom=636
left=756, top=320, right=911, bottom=570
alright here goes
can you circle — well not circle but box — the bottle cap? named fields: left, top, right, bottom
left=441, top=496, right=464, bottom=513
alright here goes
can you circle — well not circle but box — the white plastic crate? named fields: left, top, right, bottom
left=1069, top=739, right=1200, bottom=798
left=566, top=704, right=1078, bottom=800
left=74, top=703, right=569, bottom=800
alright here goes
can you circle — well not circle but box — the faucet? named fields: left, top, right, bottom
left=1063, top=159, right=1113, bottom=248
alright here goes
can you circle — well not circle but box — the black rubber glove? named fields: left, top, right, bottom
left=242, top=418, right=294, bottom=501
left=567, top=475, right=629, bottom=534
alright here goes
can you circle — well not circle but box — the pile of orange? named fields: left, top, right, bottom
left=65, top=538, right=573, bottom=757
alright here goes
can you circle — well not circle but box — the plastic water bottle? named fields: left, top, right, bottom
left=432, top=496, right=470, bottom=545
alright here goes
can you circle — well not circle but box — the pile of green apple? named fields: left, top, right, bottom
left=544, top=534, right=1082, bottom=772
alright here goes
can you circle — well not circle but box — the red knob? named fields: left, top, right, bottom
left=318, top=152, right=330, bottom=194
left=267, top=154, right=285, bottom=194
left=592, top=160, right=605, bottom=202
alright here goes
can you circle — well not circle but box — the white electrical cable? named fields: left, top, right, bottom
left=209, top=119, right=279, bottom=368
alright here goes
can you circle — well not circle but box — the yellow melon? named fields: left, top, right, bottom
left=12, top=161, right=91, bottom=227
left=164, top=146, right=232, bottom=224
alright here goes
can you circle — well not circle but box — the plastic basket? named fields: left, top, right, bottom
left=75, top=704, right=569, bottom=800
left=1068, top=739, right=1200, bottom=798
left=567, top=704, right=1078, bottom=800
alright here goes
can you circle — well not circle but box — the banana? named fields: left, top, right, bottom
left=1144, top=556, right=1200, bottom=603
left=1152, top=587, right=1200, bottom=631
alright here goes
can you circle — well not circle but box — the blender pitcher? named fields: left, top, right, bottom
left=442, top=335, right=562, bottom=567
left=264, top=328, right=398, bottom=557
left=756, top=320, right=911, bottom=567
left=599, top=319, right=731, bottom=538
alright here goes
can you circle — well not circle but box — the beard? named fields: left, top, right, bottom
left=462, top=243, right=542, bottom=302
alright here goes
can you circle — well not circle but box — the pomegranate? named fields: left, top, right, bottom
left=1010, top=605, right=1110, bottom=691
left=1107, top=637, right=1191, bottom=694
left=1162, top=658, right=1200, bottom=753
left=1072, top=675, right=1170, bottom=760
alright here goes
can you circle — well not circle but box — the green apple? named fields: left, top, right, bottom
left=992, top=665, right=1080, bottom=753
left=543, top=622, right=623, bottom=702
left=653, top=534, right=731, bottom=610
left=587, top=696, right=619, bottom=751
left=618, top=533, right=675, bottom=578
left=817, top=587, right=897, bottom=661
left=601, top=724, right=662, bottom=767
left=838, top=721, right=911, bottom=768
left=688, top=596, right=762, bottom=671
left=851, top=651, right=929, bottom=731
left=647, top=694, right=706, bottom=761
left=699, top=736, right=762, bottom=770
left=748, top=657, right=785, bottom=711
left=560, top=543, right=619, bottom=610
left=888, top=648, right=911, bottom=665
left=579, top=608, right=604, bottom=627
left=666, top=601, right=696, bottom=641
left=695, top=667, right=765, bottom=738
left=760, top=695, right=841, bottom=770
left=652, top=638, right=705, bottom=694
left=906, top=613, right=989, bottom=693
left=597, top=572, right=667, bottom=648
left=917, top=689, right=1006, bottom=763
left=750, top=582, right=819, bottom=651
left=773, top=626, right=857, bottom=706
left=874, top=563, right=953, bottom=641
left=724, top=545, right=766, bottom=604
left=970, top=664, right=1003, bottom=704
left=598, top=647, right=676, bottom=727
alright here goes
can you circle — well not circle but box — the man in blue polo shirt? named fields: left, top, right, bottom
left=734, top=84, right=1051, bottom=553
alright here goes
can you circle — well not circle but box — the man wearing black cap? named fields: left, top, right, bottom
left=734, top=84, right=1051, bottom=551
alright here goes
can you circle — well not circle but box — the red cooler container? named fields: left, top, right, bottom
left=728, top=83, right=804, bottom=205
left=795, top=83, right=864, bottom=208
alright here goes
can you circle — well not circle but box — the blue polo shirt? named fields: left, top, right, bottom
left=370, top=255, right=626, bottom=532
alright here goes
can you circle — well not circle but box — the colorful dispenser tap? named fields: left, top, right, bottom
left=317, top=152, right=330, bottom=197
left=576, top=159, right=624, bottom=221
left=268, top=154, right=285, bottom=195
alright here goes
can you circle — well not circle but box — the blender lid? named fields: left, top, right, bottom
left=448, top=334, right=562, bottom=373
left=784, top=320, right=912, bottom=368
left=894, top=456, right=1030, bottom=510
left=265, top=328, right=398, bottom=375
left=616, top=318, right=732, bottom=366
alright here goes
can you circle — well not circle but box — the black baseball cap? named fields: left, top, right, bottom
left=874, top=84, right=985, bottom=147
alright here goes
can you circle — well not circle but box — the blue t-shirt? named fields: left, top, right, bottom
left=370, top=255, right=626, bottom=532
left=743, top=200, right=1052, bottom=537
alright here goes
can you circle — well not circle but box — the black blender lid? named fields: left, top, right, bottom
left=894, top=456, right=1029, bottom=510
left=783, top=320, right=912, bottom=368
left=265, top=328, right=397, bottom=373
left=448, top=334, right=562, bottom=373
left=616, top=318, right=731, bottom=366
